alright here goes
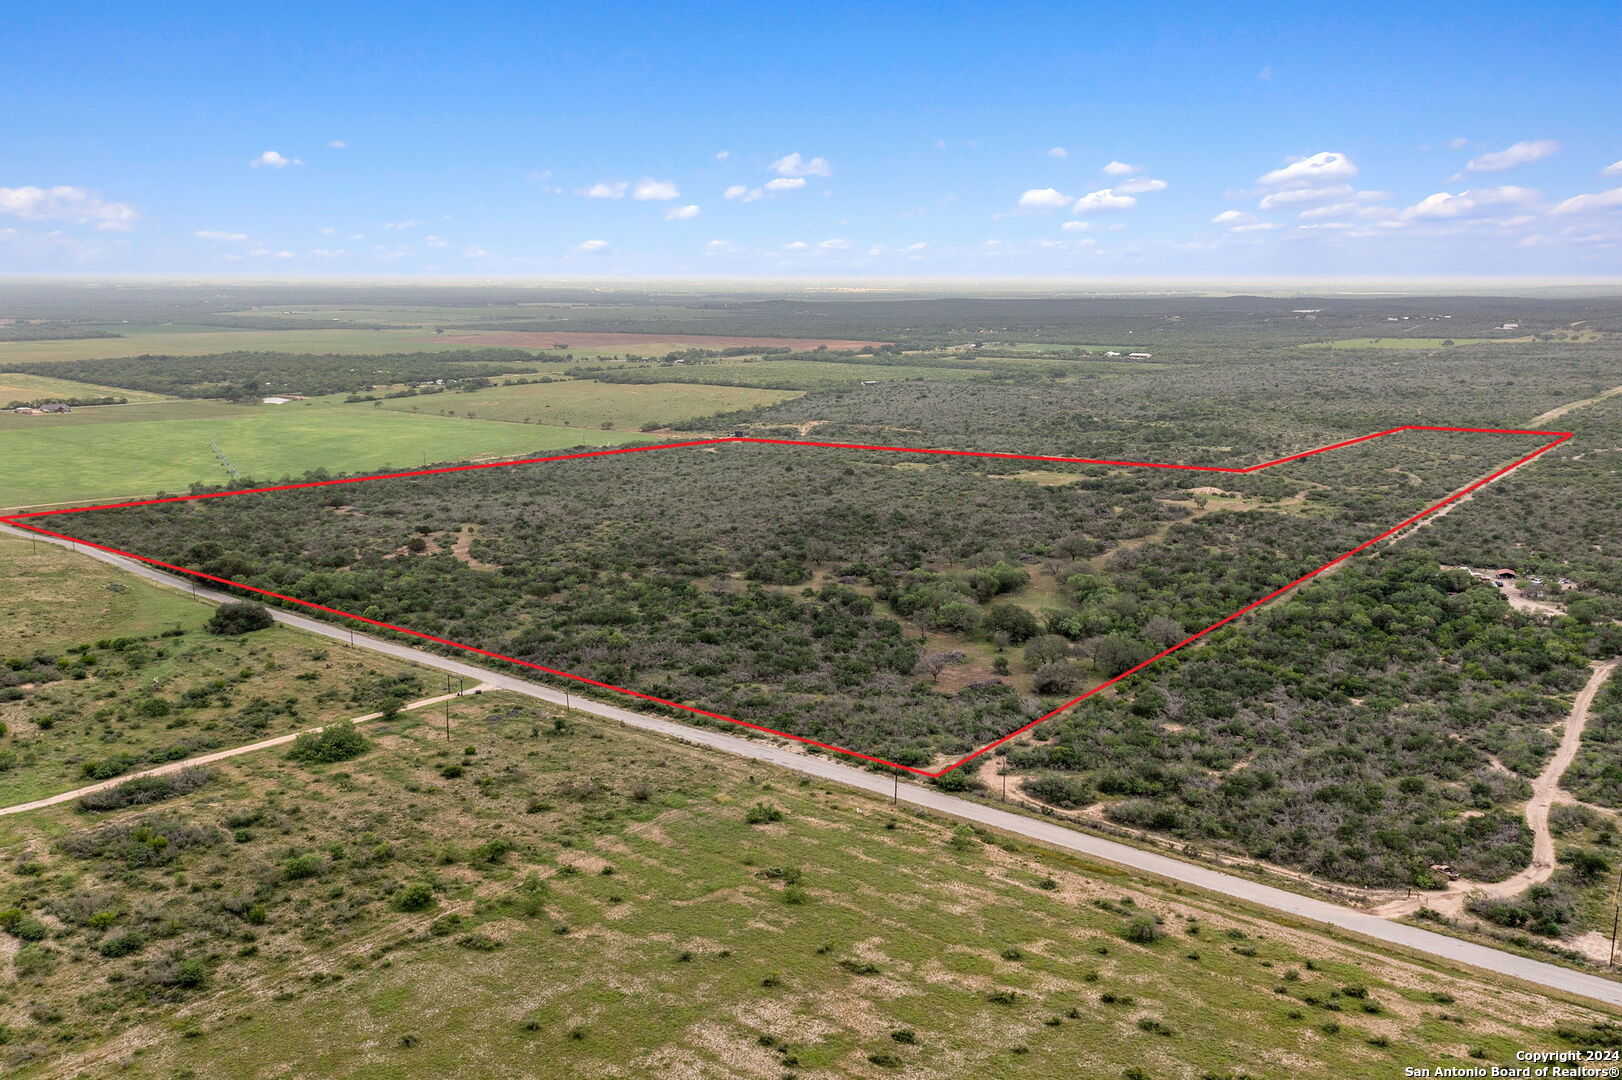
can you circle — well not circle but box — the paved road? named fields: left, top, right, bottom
left=5, top=522, right=1621, bottom=1009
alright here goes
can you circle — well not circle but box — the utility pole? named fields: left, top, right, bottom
left=893, top=773, right=898, bottom=805
left=1002, top=772, right=1008, bottom=802
left=444, top=695, right=451, bottom=741
left=1610, top=861, right=1622, bottom=967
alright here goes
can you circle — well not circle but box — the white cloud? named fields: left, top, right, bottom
left=381, top=219, right=422, bottom=230
left=1446, top=137, right=1469, bottom=151
left=1259, top=184, right=1356, bottom=210
left=723, top=184, right=753, bottom=201
left=1257, top=151, right=1357, bottom=187
left=574, top=239, right=609, bottom=253
left=1017, top=187, right=1070, bottom=211
left=664, top=204, right=701, bottom=220
left=1552, top=187, right=1622, bottom=216
left=1212, top=210, right=1254, bottom=226
left=1115, top=176, right=1167, bottom=195
left=327, top=140, right=347, bottom=149
left=0, top=185, right=140, bottom=230
left=1402, top=186, right=1540, bottom=220
left=1060, top=221, right=1093, bottom=233
left=1602, top=161, right=1622, bottom=177
left=425, top=235, right=449, bottom=248
left=250, top=150, right=302, bottom=169
left=764, top=177, right=805, bottom=192
left=770, top=153, right=831, bottom=178
left=632, top=178, right=680, bottom=201
left=1073, top=188, right=1136, bottom=214
left=704, top=239, right=733, bottom=255
left=1465, top=139, right=1559, bottom=174
left=1101, top=161, right=1140, bottom=176
left=817, top=238, right=849, bottom=250
left=715, top=150, right=730, bottom=161
left=904, top=241, right=928, bottom=251
left=1231, top=222, right=1280, bottom=233
left=194, top=230, right=248, bottom=241
left=782, top=241, right=810, bottom=252
left=584, top=181, right=629, bottom=199
left=464, top=246, right=491, bottom=258
left=1047, top=147, right=1069, bottom=159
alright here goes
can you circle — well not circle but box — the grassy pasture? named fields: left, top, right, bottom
left=0, top=406, right=654, bottom=508
left=0, top=534, right=205, bottom=656
left=0, top=691, right=1606, bottom=1078
left=377, top=380, right=802, bottom=429
left=0, top=534, right=441, bottom=805
left=0, top=327, right=542, bottom=364
left=0, top=372, right=171, bottom=404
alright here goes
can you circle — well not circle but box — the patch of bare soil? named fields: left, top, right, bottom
left=449, top=524, right=499, bottom=571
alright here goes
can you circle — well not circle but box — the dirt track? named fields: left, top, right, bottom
left=1371, top=659, right=1619, bottom=928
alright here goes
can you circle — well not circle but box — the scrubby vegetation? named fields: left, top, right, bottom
left=0, top=691, right=1608, bottom=1078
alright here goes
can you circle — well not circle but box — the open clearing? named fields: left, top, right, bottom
left=0, top=533, right=204, bottom=654
left=0, top=371, right=172, bottom=404
left=0, top=407, right=653, bottom=507
left=377, top=379, right=802, bottom=429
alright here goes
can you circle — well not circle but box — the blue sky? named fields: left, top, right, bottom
left=4, top=1, right=1620, bottom=278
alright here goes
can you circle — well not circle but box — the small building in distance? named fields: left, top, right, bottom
left=37, top=403, right=71, bottom=414
left=1494, top=568, right=1517, bottom=580
left=1128, top=352, right=1153, bottom=359
left=13, top=406, right=38, bottom=415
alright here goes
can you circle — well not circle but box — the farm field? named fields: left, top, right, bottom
left=376, top=379, right=803, bottom=429
left=0, top=400, right=250, bottom=432
left=0, top=327, right=543, bottom=364
left=0, top=406, right=653, bottom=508
left=0, top=371, right=171, bottom=405
left=0, top=682, right=1610, bottom=1079
left=575, top=357, right=990, bottom=389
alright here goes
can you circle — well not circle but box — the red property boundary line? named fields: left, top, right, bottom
left=0, top=425, right=1572, bottom=778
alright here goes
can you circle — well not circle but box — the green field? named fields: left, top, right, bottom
left=0, top=407, right=654, bottom=508
left=577, top=359, right=990, bottom=390
left=0, top=683, right=1610, bottom=1078
left=379, top=380, right=802, bottom=428
left=0, top=327, right=538, bottom=364
left=0, top=534, right=205, bottom=654
left=0, top=371, right=172, bottom=405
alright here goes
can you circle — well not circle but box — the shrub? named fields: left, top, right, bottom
left=745, top=802, right=784, bottom=824
left=80, top=754, right=139, bottom=781
left=392, top=882, right=436, bottom=912
left=283, top=854, right=324, bottom=881
left=289, top=720, right=370, bottom=764
left=206, top=601, right=274, bottom=636
left=79, top=767, right=214, bottom=812
left=1124, top=916, right=1164, bottom=944
left=97, top=931, right=145, bottom=958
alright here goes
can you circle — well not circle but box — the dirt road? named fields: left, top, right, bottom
left=0, top=684, right=490, bottom=818
left=1372, top=659, right=1618, bottom=923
